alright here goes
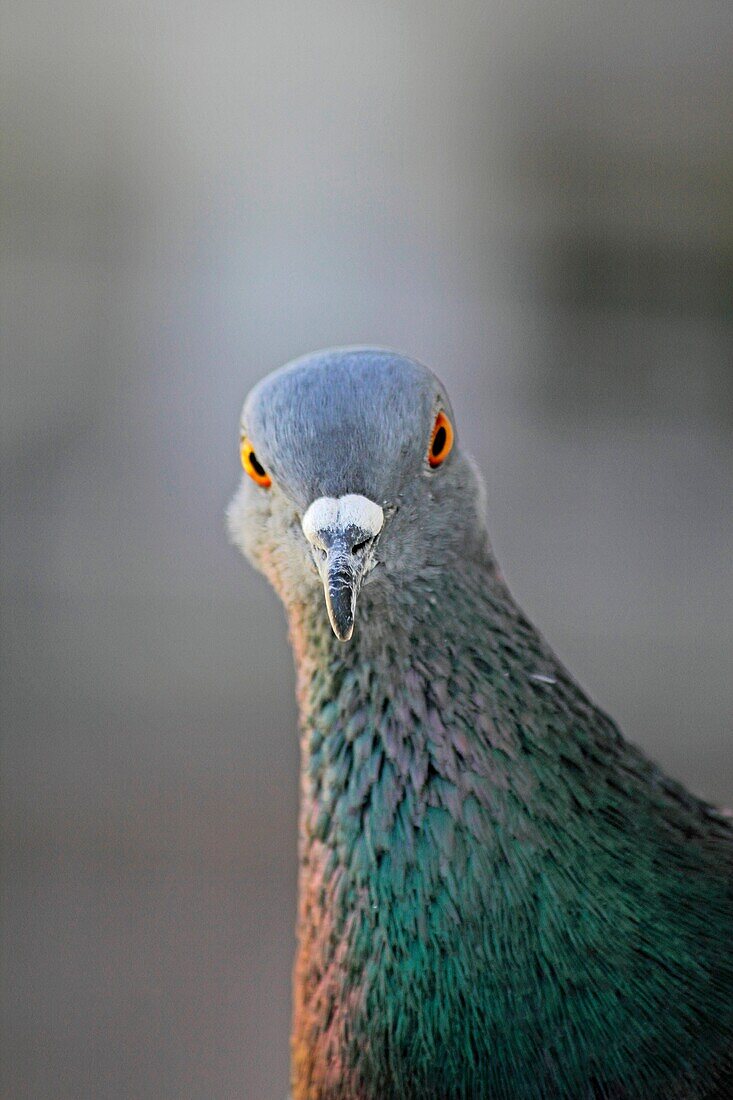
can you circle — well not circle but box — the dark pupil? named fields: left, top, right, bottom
left=249, top=450, right=266, bottom=477
left=432, top=425, right=447, bottom=456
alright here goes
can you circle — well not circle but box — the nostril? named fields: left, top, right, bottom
left=351, top=537, right=371, bottom=555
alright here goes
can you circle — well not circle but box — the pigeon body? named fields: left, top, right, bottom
left=228, top=348, right=733, bottom=1100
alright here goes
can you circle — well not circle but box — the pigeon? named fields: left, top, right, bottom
left=227, top=347, right=733, bottom=1100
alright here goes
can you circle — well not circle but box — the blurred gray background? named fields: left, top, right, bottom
left=2, top=2, right=731, bottom=1097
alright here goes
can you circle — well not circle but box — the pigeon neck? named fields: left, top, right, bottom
left=287, top=562, right=545, bottom=1094
left=285, top=561, right=733, bottom=1100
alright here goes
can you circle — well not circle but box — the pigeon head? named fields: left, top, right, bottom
left=227, top=347, right=489, bottom=641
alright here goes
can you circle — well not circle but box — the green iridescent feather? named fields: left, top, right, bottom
left=290, top=570, right=732, bottom=1099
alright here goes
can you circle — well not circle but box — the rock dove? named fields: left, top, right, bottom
left=227, top=348, right=733, bottom=1100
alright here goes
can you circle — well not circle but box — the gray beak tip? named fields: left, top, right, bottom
left=333, top=622, right=354, bottom=643
left=325, top=583, right=357, bottom=642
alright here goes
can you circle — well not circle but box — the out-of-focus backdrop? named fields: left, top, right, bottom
left=2, top=2, right=731, bottom=1097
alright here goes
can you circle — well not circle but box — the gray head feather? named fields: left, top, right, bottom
left=227, top=347, right=492, bottom=639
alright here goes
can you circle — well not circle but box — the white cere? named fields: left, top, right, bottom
left=302, top=494, right=384, bottom=546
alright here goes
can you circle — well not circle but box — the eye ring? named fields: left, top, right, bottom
left=428, top=410, right=454, bottom=468
left=240, top=435, right=272, bottom=488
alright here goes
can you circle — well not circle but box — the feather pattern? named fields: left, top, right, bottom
left=288, top=569, right=733, bottom=1099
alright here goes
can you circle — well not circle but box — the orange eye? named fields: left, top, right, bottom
left=428, top=411, right=454, bottom=467
left=240, top=436, right=272, bottom=488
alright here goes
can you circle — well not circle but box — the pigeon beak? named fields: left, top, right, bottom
left=318, top=534, right=364, bottom=642
left=301, top=495, right=385, bottom=642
